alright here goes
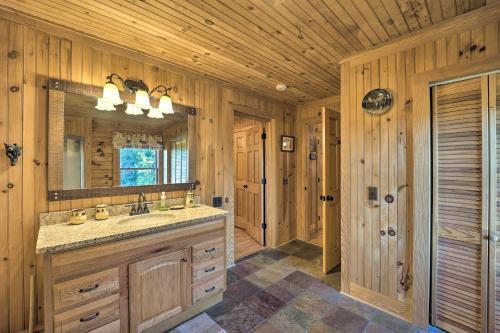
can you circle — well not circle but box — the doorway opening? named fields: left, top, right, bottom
left=233, top=114, right=268, bottom=260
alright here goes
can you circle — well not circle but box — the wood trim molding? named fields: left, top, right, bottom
left=412, top=53, right=500, bottom=328
left=297, top=95, right=340, bottom=109
left=340, top=2, right=500, bottom=66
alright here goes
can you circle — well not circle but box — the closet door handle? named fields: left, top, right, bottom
left=491, top=235, right=499, bottom=243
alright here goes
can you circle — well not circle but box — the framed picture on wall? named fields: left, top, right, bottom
left=281, top=135, right=295, bottom=152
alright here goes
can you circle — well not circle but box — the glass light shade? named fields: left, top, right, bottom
left=134, top=90, right=152, bottom=110
left=102, top=82, right=123, bottom=105
left=147, top=108, right=164, bottom=119
left=158, top=94, right=174, bottom=114
left=125, top=103, right=143, bottom=115
left=95, top=98, right=115, bottom=111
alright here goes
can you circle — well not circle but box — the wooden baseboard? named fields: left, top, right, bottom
left=144, top=292, right=223, bottom=333
left=343, top=283, right=413, bottom=322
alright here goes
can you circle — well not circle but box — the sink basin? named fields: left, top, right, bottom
left=118, top=213, right=176, bottom=226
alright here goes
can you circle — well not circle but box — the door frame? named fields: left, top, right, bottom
left=231, top=104, right=275, bottom=251
left=412, top=56, right=500, bottom=328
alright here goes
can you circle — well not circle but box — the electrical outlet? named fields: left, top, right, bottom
left=213, top=196, right=222, bottom=207
left=368, top=186, right=378, bottom=201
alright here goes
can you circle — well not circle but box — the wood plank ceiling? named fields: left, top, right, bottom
left=0, top=0, right=489, bottom=103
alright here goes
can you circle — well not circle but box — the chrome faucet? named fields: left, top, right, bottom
left=128, top=192, right=152, bottom=215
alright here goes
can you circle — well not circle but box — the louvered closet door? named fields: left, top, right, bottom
left=432, top=76, right=489, bottom=333
left=492, top=73, right=500, bottom=333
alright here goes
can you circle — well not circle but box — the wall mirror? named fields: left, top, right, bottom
left=47, top=79, right=196, bottom=201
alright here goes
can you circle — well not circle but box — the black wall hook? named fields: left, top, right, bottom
left=4, top=143, right=22, bottom=166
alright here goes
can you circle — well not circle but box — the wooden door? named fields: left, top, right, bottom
left=322, top=107, right=341, bottom=273
left=245, top=125, right=264, bottom=245
left=491, top=72, right=500, bottom=333
left=432, top=77, right=489, bottom=333
left=129, top=249, right=191, bottom=333
left=234, top=131, right=248, bottom=230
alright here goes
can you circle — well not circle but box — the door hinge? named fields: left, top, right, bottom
left=261, top=178, right=267, bottom=185
left=261, top=133, right=267, bottom=140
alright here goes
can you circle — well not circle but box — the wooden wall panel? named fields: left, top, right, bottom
left=0, top=17, right=296, bottom=333
left=340, top=14, right=500, bottom=325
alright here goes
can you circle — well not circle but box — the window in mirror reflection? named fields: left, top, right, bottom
left=64, top=136, right=84, bottom=189
left=119, top=148, right=159, bottom=186
left=165, top=138, right=188, bottom=183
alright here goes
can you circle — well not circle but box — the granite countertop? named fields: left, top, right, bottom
left=36, top=204, right=229, bottom=254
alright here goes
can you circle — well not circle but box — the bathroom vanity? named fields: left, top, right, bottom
left=36, top=205, right=228, bottom=333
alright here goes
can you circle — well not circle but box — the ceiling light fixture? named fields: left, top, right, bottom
left=275, top=83, right=288, bottom=92
left=96, top=73, right=175, bottom=115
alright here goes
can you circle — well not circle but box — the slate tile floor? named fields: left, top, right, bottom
left=169, top=240, right=441, bottom=333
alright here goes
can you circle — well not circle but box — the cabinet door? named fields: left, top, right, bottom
left=129, top=249, right=191, bottom=333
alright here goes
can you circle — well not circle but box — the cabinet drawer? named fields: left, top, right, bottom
left=192, top=236, right=224, bottom=263
left=88, top=320, right=120, bottom=333
left=192, top=256, right=225, bottom=283
left=193, top=275, right=224, bottom=304
left=53, top=268, right=119, bottom=312
left=53, top=294, right=120, bottom=333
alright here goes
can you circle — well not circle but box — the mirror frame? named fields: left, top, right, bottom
left=47, top=79, right=197, bottom=201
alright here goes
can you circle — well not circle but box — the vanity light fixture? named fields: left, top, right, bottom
left=96, top=73, right=175, bottom=115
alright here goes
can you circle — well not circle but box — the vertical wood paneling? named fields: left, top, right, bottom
left=0, top=19, right=10, bottom=333
left=0, top=17, right=296, bottom=333
left=341, top=17, right=500, bottom=326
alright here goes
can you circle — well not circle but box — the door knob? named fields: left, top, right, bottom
left=491, top=235, right=499, bottom=243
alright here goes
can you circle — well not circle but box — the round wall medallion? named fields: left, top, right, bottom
left=362, top=89, right=393, bottom=115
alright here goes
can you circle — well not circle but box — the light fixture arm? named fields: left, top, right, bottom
left=149, top=85, right=173, bottom=96
left=106, top=73, right=149, bottom=93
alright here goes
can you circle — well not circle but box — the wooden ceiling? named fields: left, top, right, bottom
left=0, top=0, right=489, bottom=103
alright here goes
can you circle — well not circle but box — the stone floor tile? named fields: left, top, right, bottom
left=320, top=272, right=341, bottom=289
left=205, top=297, right=240, bottom=319
left=260, top=248, right=290, bottom=261
left=306, top=279, right=341, bottom=304
left=246, top=290, right=285, bottom=319
left=322, top=306, right=369, bottom=333
left=307, top=321, right=338, bottom=333
left=266, top=304, right=316, bottom=333
left=224, top=278, right=262, bottom=303
left=250, top=322, right=283, bottom=333
left=265, top=281, right=296, bottom=304
left=230, top=261, right=259, bottom=279
left=245, top=254, right=277, bottom=269
left=245, top=266, right=285, bottom=289
left=174, top=313, right=227, bottom=333
left=275, top=243, right=301, bottom=255
left=336, top=295, right=381, bottom=320
left=284, top=270, right=318, bottom=289
left=212, top=302, right=265, bottom=333
left=363, top=321, right=398, bottom=333
left=288, top=290, right=334, bottom=319
left=371, top=312, right=417, bottom=333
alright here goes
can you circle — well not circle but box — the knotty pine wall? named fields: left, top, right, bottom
left=0, top=17, right=296, bottom=333
left=340, top=12, right=500, bottom=322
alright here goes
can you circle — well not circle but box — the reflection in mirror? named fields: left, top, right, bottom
left=62, top=92, right=189, bottom=190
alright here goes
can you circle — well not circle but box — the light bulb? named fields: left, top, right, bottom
left=158, top=94, right=174, bottom=114
left=102, top=81, right=123, bottom=105
left=147, top=108, right=164, bottom=119
left=134, top=90, right=151, bottom=110
left=95, top=98, right=115, bottom=111
left=125, top=103, right=143, bottom=115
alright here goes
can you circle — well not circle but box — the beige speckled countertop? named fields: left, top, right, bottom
left=36, top=205, right=229, bottom=254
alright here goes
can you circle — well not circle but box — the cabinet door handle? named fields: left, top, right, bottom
left=491, top=235, right=499, bottom=243
left=79, top=284, right=99, bottom=293
left=205, top=267, right=216, bottom=273
left=204, top=247, right=216, bottom=253
left=80, top=312, right=99, bottom=322
left=205, top=286, right=216, bottom=293
left=181, top=258, right=188, bottom=262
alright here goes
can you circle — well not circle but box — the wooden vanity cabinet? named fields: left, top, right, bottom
left=42, top=218, right=226, bottom=333
left=129, top=248, right=191, bottom=333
